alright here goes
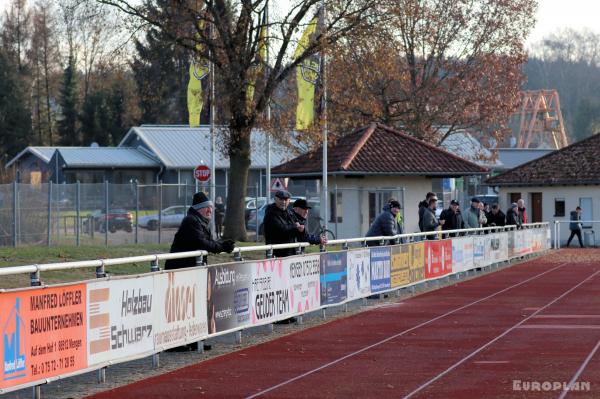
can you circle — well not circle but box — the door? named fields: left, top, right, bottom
left=530, top=192, right=543, bottom=223
left=509, top=192, right=521, bottom=204
left=368, top=191, right=394, bottom=225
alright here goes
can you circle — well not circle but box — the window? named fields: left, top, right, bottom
left=554, top=198, right=565, bottom=217
left=329, top=191, right=343, bottom=223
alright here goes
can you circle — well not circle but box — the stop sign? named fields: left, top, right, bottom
left=194, top=165, right=211, bottom=182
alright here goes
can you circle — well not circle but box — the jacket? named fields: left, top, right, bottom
left=418, top=200, right=428, bottom=232
left=569, top=211, right=582, bottom=231
left=518, top=207, right=528, bottom=224
left=439, top=208, right=464, bottom=232
left=486, top=210, right=506, bottom=227
left=464, top=206, right=483, bottom=229
left=264, top=203, right=299, bottom=257
left=506, top=208, right=521, bottom=228
left=366, top=205, right=398, bottom=245
left=165, top=208, right=228, bottom=270
left=421, top=207, right=440, bottom=233
left=291, top=211, right=321, bottom=245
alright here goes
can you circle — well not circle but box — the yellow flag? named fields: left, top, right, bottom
left=188, top=20, right=209, bottom=127
left=295, top=14, right=319, bottom=130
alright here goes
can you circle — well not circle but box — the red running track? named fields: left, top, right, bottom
left=87, top=251, right=600, bottom=399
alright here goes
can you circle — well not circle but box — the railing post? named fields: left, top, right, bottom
left=150, top=256, right=159, bottom=272
left=30, top=266, right=41, bottom=287
left=96, top=260, right=106, bottom=279
left=342, top=241, right=349, bottom=250
left=234, top=250, right=243, bottom=262
left=196, top=255, right=207, bottom=267
left=295, top=245, right=302, bottom=255
left=98, top=366, right=106, bottom=383
left=33, top=384, right=41, bottom=399
left=266, top=248, right=273, bottom=259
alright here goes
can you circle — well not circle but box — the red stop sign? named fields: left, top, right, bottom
left=194, top=165, right=211, bottom=182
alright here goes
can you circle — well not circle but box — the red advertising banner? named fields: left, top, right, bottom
left=425, top=240, right=453, bottom=279
left=0, top=284, right=87, bottom=391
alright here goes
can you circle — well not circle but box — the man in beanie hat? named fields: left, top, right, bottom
left=165, top=192, right=235, bottom=270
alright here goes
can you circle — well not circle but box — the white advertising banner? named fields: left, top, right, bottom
left=347, top=249, right=371, bottom=300
left=485, top=233, right=509, bottom=264
left=451, top=237, right=474, bottom=273
left=87, top=276, right=155, bottom=366
left=286, top=254, right=321, bottom=315
left=473, top=236, right=486, bottom=267
left=250, top=259, right=291, bottom=325
left=153, top=269, right=208, bottom=350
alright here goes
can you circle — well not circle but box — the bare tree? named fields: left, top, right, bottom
left=99, top=0, right=379, bottom=240
left=1, top=0, right=31, bottom=72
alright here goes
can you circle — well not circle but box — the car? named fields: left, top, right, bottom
left=83, top=209, right=133, bottom=233
left=138, top=205, right=187, bottom=230
left=245, top=197, right=267, bottom=227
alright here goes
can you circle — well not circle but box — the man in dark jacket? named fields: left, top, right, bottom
left=422, top=197, right=445, bottom=239
left=439, top=200, right=463, bottom=236
left=566, top=206, right=584, bottom=248
left=165, top=192, right=235, bottom=270
left=486, top=204, right=506, bottom=227
left=418, top=192, right=437, bottom=232
left=366, top=200, right=402, bottom=246
left=506, top=203, right=522, bottom=229
left=290, top=199, right=327, bottom=246
left=264, top=190, right=304, bottom=257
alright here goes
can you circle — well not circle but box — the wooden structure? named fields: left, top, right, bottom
left=516, top=90, right=568, bottom=149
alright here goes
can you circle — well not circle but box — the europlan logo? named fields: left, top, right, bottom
left=513, top=380, right=591, bottom=392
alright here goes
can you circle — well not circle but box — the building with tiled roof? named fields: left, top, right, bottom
left=486, top=133, right=600, bottom=245
left=273, top=123, right=488, bottom=237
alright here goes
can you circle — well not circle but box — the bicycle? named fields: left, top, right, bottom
left=308, top=217, right=336, bottom=240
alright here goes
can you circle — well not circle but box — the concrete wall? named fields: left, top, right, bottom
left=497, top=185, right=600, bottom=245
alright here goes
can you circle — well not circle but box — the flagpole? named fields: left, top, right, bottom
left=321, top=0, right=328, bottom=231
left=209, top=20, right=217, bottom=238
left=265, top=0, right=271, bottom=204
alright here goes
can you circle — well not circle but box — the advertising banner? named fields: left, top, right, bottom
left=409, top=242, right=425, bottom=283
left=0, top=284, right=87, bottom=391
left=286, top=254, right=321, bottom=314
left=347, top=249, right=371, bottom=300
left=473, top=236, right=486, bottom=267
left=452, top=237, right=474, bottom=273
left=207, top=262, right=252, bottom=334
left=154, top=269, right=208, bottom=350
left=320, top=252, right=348, bottom=305
left=485, top=233, right=508, bottom=264
left=391, top=245, right=410, bottom=288
left=442, top=239, right=453, bottom=276
left=250, top=259, right=291, bottom=325
left=87, top=276, right=154, bottom=366
left=425, top=241, right=451, bottom=279
left=370, top=247, right=391, bottom=293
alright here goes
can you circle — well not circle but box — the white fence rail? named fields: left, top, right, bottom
left=553, top=220, right=600, bottom=249
left=0, top=223, right=550, bottom=397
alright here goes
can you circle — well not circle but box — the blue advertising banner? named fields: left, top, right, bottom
left=320, top=252, right=347, bottom=305
left=370, top=247, right=391, bottom=293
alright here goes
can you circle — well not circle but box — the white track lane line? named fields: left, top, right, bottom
left=558, top=340, right=600, bottom=399
left=244, top=262, right=569, bottom=399
left=403, top=268, right=600, bottom=399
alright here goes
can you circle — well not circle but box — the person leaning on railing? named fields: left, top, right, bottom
left=290, top=198, right=328, bottom=246
left=164, top=192, right=235, bottom=270
left=506, top=203, right=522, bottom=229
left=264, top=190, right=305, bottom=257
left=422, top=197, right=444, bottom=240
left=366, top=200, right=402, bottom=246
left=439, top=199, right=463, bottom=237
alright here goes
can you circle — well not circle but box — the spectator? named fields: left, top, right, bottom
left=464, top=198, right=485, bottom=230
left=418, top=192, right=437, bottom=232
left=517, top=199, right=528, bottom=225
left=439, top=199, right=464, bottom=236
left=165, top=192, right=235, bottom=271
left=506, top=203, right=522, bottom=229
left=264, top=190, right=304, bottom=257
left=214, top=196, right=225, bottom=238
left=566, top=206, right=584, bottom=248
left=486, top=204, right=506, bottom=227
left=422, top=197, right=444, bottom=239
left=290, top=199, right=328, bottom=246
left=366, top=200, right=402, bottom=246
left=387, top=197, right=405, bottom=241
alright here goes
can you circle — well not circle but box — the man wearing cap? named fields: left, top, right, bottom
left=165, top=192, right=236, bottom=270
left=366, top=200, right=403, bottom=246
left=290, top=199, right=328, bottom=246
left=264, top=190, right=305, bottom=257
left=439, top=200, right=464, bottom=236
left=464, top=197, right=486, bottom=230
left=506, top=203, right=522, bottom=229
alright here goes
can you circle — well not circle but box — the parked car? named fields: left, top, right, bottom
left=245, top=197, right=267, bottom=227
left=138, top=205, right=187, bottom=230
left=83, top=209, right=133, bottom=233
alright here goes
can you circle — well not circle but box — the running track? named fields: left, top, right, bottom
left=87, top=250, right=600, bottom=398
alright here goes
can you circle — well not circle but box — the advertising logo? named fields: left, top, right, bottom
left=3, top=298, right=26, bottom=381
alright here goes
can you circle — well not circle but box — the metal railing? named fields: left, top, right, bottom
left=554, top=220, right=600, bottom=249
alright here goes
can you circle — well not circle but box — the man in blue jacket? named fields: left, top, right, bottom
left=566, top=206, right=584, bottom=248
left=366, top=200, right=402, bottom=246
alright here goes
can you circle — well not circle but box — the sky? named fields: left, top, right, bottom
left=0, top=0, right=599, bottom=46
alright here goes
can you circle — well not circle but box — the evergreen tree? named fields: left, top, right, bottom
left=58, top=55, right=79, bottom=145
left=0, top=48, right=33, bottom=158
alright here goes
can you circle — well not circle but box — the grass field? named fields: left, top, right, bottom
left=0, top=241, right=335, bottom=290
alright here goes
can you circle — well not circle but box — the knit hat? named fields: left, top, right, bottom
left=389, top=200, right=401, bottom=209
left=192, top=192, right=213, bottom=209
left=511, top=202, right=518, bottom=209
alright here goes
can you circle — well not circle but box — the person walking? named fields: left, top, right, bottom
left=439, top=200, right=463, bottom=236
left=366, top=200, right=402, bottom=246
left=566, top=206, right=584, bottom=248
left=506, top=203, right=522, bottom=229
left=422, top=197, right=444, bottom=239
left=263, top=190, right=304, bottom=257
left=214, top=196, right=225, bottom=238
left=165, top=192, right=235, bottom=270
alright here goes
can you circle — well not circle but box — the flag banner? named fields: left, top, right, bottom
left=294, top=13, right=320, bottom=130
